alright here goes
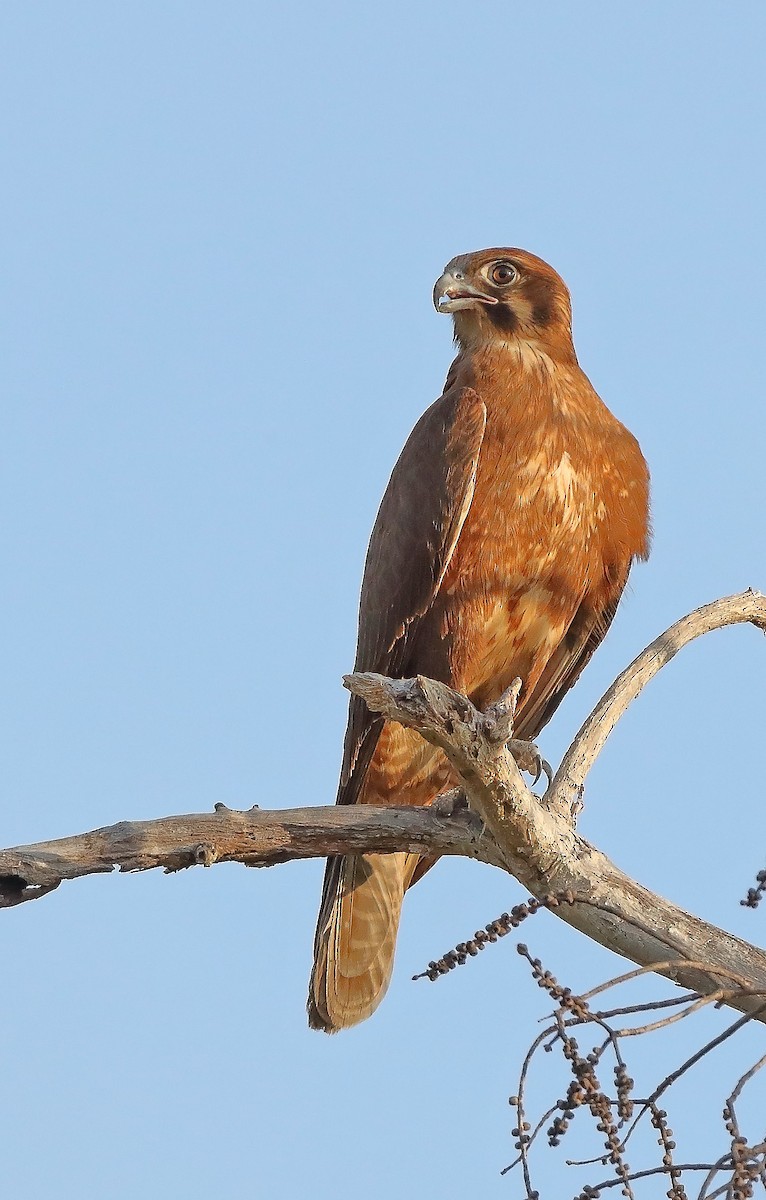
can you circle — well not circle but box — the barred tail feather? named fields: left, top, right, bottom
left=308, top=852, right=414, bottom=1032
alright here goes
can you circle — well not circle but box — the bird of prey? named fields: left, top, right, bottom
left=308, top=248, right=650, bottom=1032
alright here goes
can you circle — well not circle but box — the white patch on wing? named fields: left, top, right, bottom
left=433, top=401, right=487, bottom=595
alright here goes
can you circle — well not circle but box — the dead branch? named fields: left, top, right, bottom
left=503, top=951, right=766, bottom=1199
left=1, top=590, right=765, bottom=1029
left=343, top=590, right=766, bottom=1021
left=552, top=589, right=766, bottom=805
left=0, top=803, right=490, bottom=907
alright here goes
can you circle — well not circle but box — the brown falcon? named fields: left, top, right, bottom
left=308, top=248, right=650, bottom=1032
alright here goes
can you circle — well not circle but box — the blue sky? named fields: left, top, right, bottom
left=2, top=3, right=765, bottom=1196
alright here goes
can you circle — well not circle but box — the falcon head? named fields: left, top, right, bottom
left=433, top=248, right=574, bottom=355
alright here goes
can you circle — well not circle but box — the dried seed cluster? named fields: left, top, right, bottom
left=722, top=1099, right=764, bottom=1199
left=412, top=892, right=576, bottom=982
left=741, top=868, right=766, bottom=909
left=416, top=892, right=766, bottom=1198
left=517, top=944, right=590, bottom=1020
left=500, top=948, right=766, bottom=1199
left=649, top=1104, right=687, bottom=1200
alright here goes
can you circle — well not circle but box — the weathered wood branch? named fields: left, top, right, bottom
left=552, top=589, right=766, bottom=804
left=344, top=665, right=766, bottom=1021
left=2, top=591, right=765, bottom=1022
left=0, top=803, right=492, bottom=907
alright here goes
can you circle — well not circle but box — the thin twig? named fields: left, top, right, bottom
left=550, top=589, right=766, bottom=804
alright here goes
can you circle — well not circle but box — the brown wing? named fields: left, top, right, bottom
left=337, top=384, right=487, bottom=808
left=515, top=567, right=631, bottom=741
left=517, top=423, right=650, bottom=741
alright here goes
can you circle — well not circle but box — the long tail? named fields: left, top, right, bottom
left=308, top=851, right=416, bottom=1032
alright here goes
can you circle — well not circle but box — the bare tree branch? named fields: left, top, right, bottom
left=344, top=672, right=766, bottom=1019
left=2, top=591, right=765, bottom=1028
left=552, top=589, right=766, bottom=806
left=0, top=803, right=491, bottom=907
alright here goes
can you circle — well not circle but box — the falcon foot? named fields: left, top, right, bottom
left=507, top=739, right=552, bottom=788
left=430, top=788, right=469, bottom=818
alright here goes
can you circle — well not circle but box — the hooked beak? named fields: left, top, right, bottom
left=433, top=271, right=499, bottom=314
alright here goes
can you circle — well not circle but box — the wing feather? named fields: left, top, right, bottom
left=515, top=569, right=631, bottom=741
left=337, top=385, right=486, bottom=806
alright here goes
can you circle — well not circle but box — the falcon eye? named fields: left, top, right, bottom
left=489, top=261, right=518, bottom=286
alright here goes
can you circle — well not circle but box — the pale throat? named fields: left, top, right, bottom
left=453, top=313, right=572, bottom=369
left=466, top=333, right=563, bottom=381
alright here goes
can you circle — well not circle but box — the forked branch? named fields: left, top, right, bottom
left=1, top=591, right=765, bottom=1022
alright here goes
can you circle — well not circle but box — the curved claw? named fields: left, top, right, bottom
left=506, top=739, right=553, bottom=789
left=539, top=757, right=553, bottom=789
